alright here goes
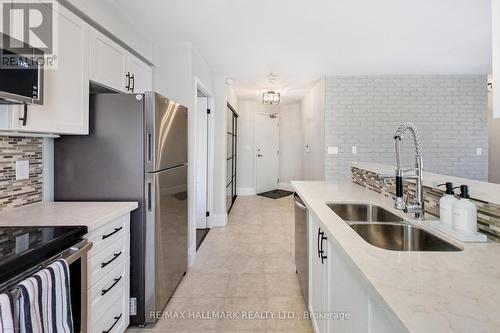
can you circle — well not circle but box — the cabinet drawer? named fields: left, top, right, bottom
left=91, top=290, right=130, bottom=333
left=89, top=257, right=130, bottom=322
left=87, top=215, right=129, bottom=257
left=88, top=233, right=130, bottom=287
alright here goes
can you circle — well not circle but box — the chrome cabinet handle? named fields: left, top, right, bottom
left=125, top=72, right=131, bottom=91
left=102, top=313, right=122, bottom=333
left=130, top=74, right=135, bottom=92
left=101, top=251, right=122, bottom=268
left=102, top=226, right=123, bottom=240
left=101, top=275, right=122, bottom=296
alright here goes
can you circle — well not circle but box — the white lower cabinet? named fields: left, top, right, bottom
left=308, top=213, right=398, bottom=333
left=328, top=239, right=369, bottom=332
left=86, top=214, right=131, bottom=333
left=309, top=215, right=329, bottom=333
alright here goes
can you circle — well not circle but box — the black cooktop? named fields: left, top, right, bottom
left=0, top=226, right=87, bottom=283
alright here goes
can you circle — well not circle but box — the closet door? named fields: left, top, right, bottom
left=226, top=103, right=238, bottom=212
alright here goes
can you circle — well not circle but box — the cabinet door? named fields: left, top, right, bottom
left=11, top=5, right=90, bottom=134
left=89, top=28, right=128, bottom=92
left=309, top=215, right=328, bottom=333
left=328, top=239, right=369, bottom=333
left=127, top=54, right=152, bottom=93
left=369, top=297, right=400, bottom=333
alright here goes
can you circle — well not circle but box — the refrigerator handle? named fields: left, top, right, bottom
left=147, top=182, right=152, bottom=211
left=147, top=133, right=152, bottom=162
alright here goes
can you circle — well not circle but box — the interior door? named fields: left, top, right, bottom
left=255, top=113, right=279, bottom=193
left=196, top=96, right=208, bottom=229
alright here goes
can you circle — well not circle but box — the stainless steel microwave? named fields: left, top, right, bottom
left=0, top=33, right=44, bottom=104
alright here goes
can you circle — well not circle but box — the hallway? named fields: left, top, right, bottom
left=128, top=195, right=312, bottom=332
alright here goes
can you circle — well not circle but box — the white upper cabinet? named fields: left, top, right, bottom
left=9, top=5, right=90, bottom=134
left=0, top=5, right=152, bottom=134
left=89, top=28, right=129, bottom=92
left=493, top=0, right=500, bottom=118
left=127, top=54, right=153, bottom=93
left=89, top=28, right=152, bottom=94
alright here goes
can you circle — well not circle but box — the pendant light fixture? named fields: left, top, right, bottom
left=262, top=73, right=280, bottom=105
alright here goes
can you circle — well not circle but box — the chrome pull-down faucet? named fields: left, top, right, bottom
left=392, top=123, right=425, bottom=220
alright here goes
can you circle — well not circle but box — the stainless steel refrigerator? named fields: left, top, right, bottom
left=54, top=92, right=188, bottom=326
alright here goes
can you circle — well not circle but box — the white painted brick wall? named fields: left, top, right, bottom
left=325, top=75, right=488, bottom=181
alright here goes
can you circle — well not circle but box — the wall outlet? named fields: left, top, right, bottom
left=352, top=146, right=357, bottom=154
left=477, top=148, right=483, bottom=156
left=15, top=160, right=30, bottom=180
left=15, top=233, right=29, bottom=254
left=328, top=146, right=339, bottom=155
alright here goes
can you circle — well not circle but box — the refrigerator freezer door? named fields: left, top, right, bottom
left=145, top=92, right=188, bottom=172
left=144, top=165, right=188, bottom=323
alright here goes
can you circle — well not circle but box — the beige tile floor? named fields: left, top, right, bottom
left=127, top=195, right=312, bottom=333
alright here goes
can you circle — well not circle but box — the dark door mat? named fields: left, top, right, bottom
left=196, top=228, right=209, bottom=250
left=258, top=189, right=293, bottom=199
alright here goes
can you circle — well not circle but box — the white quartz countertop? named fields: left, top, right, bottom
left=0, top=202, right=138, bottom=232
left=292, top=181, right=500, bottom=333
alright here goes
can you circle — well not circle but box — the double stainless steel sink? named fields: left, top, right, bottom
left=326, top=203, right=462, bottom=252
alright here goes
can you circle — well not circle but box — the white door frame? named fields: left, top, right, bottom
left=254, top=112, right=280, bottom=193
left=194, top=77, right=214, bottom=230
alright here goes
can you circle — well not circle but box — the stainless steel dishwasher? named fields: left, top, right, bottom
left=294, top=193, right=308, bottom=303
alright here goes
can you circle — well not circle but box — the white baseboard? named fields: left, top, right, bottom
left=279, top=182, right=294, bottom=192
left=211, top=213, right=228, bottom=227
left=237, top=187, right=256, bottom=196
left=188, top=242, right=197, bottom=267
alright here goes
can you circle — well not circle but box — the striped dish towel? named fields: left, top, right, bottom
left=0, top=293, right=15, bottom=333
left=18, top=259, right=73, bottom=333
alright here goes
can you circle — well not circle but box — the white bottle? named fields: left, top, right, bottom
left=452, top=185, right=477, bottom=235
left=439, top=182, right=458, bottom=228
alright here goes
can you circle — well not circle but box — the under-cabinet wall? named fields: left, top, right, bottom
left=0, top=137, right=43, bottom=212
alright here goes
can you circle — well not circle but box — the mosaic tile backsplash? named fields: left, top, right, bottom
left=0, top=136, right=43, bottom=212
left=352, top=167, right=500, bottom=242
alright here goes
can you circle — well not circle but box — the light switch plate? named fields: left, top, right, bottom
left=15, top=160, right=29, bottom=180
left=328, top=146, right=339, bottom=155
left=352, top=146, right=357, bottom=154
left=477, top=148, right=482, bottom=156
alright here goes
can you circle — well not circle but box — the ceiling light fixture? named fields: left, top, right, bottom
left=263, top=90, right=280, bottom=105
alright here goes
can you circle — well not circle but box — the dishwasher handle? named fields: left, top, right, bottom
left=293, top=193, right=306, bottom=210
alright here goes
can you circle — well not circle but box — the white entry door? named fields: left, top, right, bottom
left=255, top=113, right=279, bottom=193
left=196, top=96, right=209, bottom=229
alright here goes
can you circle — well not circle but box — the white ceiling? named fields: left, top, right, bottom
left=108, top=0, right=492, bottom=103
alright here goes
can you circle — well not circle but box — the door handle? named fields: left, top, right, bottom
left=257, top=154, right=263, bottom=157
